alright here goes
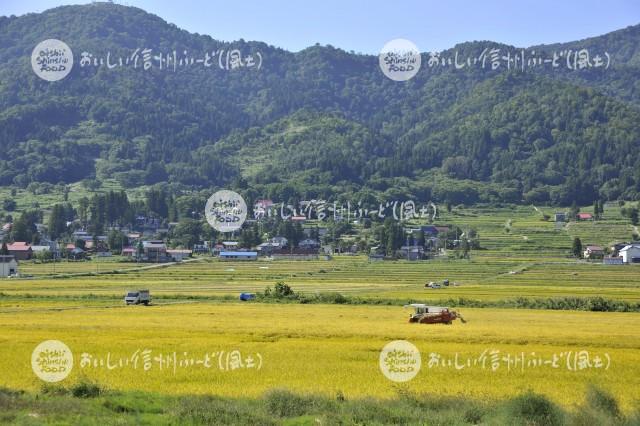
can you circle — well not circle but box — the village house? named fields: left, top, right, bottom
left=619, top=244, right=640, bottom=264
left=420, top=225, right=439, bottom=236
left=256, top=241, right=280, bottom=255
left=554, top=212, right=566, bottom=222
left=121, top=247, right=136, bottom=258
left=127, top=232, right=142, bottom=241
left=611, top=242, right=629, bottom=256
left=72, top=230, right=91, bottom=240
left=167, top=249, right=192, bottom=262
left=254, top=199, right=274, bottom=218
left=255, top=199, right=274, bottom=209
left=222, top=241, right=239, bottom=250
left=577, top=213, right=593, bottom=221
left=398, top=245, right=425, bottom=261
left=270, top=236, right=288, bottom=248
left=192, top=242, right=210, bottom=254
left=0, top=255, right=18, bottom=277
left=7, top=242, right=33, bottom=260
left=69, top=247, right=86, bottom=260
left=31, top=245, right=52, bottom=256
left=142, top=240, right=168, bottom=262
left=298, top=238, right=320, bottom=249
left=583, top=245, right=604, bottom=259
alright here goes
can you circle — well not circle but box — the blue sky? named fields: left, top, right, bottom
left=3, top=0, right=640, bottom=53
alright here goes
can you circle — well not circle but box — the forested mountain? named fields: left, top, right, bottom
left=1, top=2, right=640, bottom=205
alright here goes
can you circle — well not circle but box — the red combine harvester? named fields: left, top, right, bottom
left=404, top=304, right=467, bottom=325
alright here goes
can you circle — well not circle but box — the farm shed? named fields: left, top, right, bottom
left=219, top=251, right=258, bottom=261
left=619, top=244, right=640, bottom=264
left=0, top=255, right=18, bottom=277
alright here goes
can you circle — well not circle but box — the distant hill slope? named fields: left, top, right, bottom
left=0, top=3, right=639, bottom=205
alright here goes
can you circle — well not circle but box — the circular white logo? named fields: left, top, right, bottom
left=379, top=340, right=421, bottom=382
left=205, top=190, right=247, bottom=233
left=31, top=340, right=73, bottom=382
left=379, top=38, right=421, bottom=81
left=31, top=39, right=74, bottom=81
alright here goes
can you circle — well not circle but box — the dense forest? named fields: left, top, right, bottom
left=1, top=3, right=640, bottom=205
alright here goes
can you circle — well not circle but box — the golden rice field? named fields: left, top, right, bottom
left=1, top=204, right=639, bottom=419
left=1, top=301, right=639, bottom=411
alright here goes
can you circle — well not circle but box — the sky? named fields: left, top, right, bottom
left=2, top=0, right=640, bottom=53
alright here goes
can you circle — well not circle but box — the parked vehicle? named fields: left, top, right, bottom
left=124, top=289, right=151, bottom=305
left=239, top=292, right=256, bottom=301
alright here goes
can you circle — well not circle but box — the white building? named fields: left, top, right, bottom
left=619, top=244, right=640, bottom=264
left=0, top=255, right=18, bottom=277
left=167, top=249, right=192, bottom=261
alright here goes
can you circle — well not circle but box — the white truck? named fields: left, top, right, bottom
left=124, top=289, right=151, bottom=305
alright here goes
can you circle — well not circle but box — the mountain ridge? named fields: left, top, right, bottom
left=1, top=3, right=639, bottom=206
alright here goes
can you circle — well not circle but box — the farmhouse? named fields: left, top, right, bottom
left=167, top=249, right=192, bottom=261
left=142, top=240, right=168, bottom=262
left=222, top=241, right=239, bottom=250
left=254, top=199, right=274, bottom=209
left=0, top=255, right=18, bottom=277
left=219, top=251, right=257, bottom=261
left=122, top=247, right=136, bottom=257
left=69, top=248, right=86, bottom=260
left=298, top=238, right=320, bottom=249
left=583, top=245, right=604, bottom=259
left=127, top=232, right=142, bottom=241
left=7, top=242, right=32, bottom=260
left=398, top=245, right=425, bottom=261
left=270, top=236, right=288, bottom=248
left=256, top=242, right=280, bottom=255
left=193, top=243, right=209, bottom=254
left=554, top=212, right=566, bottom=222
left=31, top=245, right=51, bottom=255
left=619, top=244, right=640, bottom=264
left=420, top=225, right=439, bottom=236
left=577, top=213, right=593, bottom=221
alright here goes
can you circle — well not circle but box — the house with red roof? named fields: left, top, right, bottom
left=577, top=213, right=593, bottom=221
left=7, top=242, right=33, bottom=261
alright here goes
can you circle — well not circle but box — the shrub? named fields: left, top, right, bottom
left=263, top=389, right=330, bottom=418
left=499, top=391, right=565, bottom=426
left=71, top=380, right=104, bottom=398
left=585, top=386, right=621, bottom=420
